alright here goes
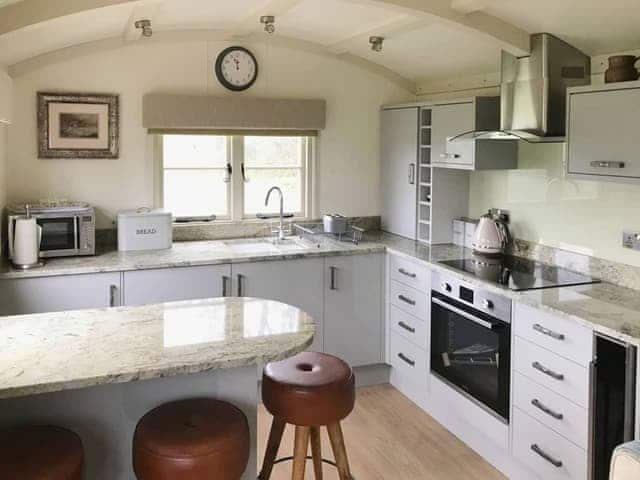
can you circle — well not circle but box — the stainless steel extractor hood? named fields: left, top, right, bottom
left=451, top=33, right=591, bottom=143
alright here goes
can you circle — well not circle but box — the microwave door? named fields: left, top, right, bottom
left=38, top=217, right=78, bottom=255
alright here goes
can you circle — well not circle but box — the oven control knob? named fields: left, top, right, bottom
left=441, top=282, right=452, bottom=292
left=482, top=299, right=494, bottom=310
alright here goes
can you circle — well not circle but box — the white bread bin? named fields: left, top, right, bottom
left=117, top=208, right=172, bottom=252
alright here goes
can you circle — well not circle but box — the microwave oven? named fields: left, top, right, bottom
left=8, top=202, right=96, bottom=259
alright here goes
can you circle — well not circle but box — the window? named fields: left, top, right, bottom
left=159, top=134, right=312, bottom=221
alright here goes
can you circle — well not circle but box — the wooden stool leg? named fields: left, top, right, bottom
left=310, top=426, right=323, bottom=480
left=327, top=422, right=352, bottom=480
left=292, top=426, right=310, bottom=480
left=259, top=417, right=286, bottom=480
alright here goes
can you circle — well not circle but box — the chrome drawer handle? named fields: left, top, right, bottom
left=398, top=295, right=416, bottom=306
left=532, top=361, right=564, bottom=381
left=590, top=160, right=625, bottom=169
left=398, top=268, right=417, bottom=279
left=531, top=444, right=563, bottom=468
left=398, top=321, right=416, bottom=333
left=440, top=152, right=461, bottom=159
left=533, top=323, right=565, bottom=341
left=531, top=398, right=564, bottom=420
left=397, top=353, right=415, bottom=367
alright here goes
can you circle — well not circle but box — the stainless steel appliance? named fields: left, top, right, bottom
left=322, top=214, right=348, bottom=235
left=591, top=334, right=637, bottom=480
left=449, top=33, right=591, bottom=143
left=8, top=201, right=95, bottom=259
left=431, top=271, right=512, bottom=421
left=439, top=256, right=601, bottom=291
left=472, top=209, right=511, bottom=255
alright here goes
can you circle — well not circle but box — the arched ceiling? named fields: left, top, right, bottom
left=1, top=0, right=639, bottom=89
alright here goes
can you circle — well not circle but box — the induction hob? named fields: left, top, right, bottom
left=439, top=255, right=601, bottom=291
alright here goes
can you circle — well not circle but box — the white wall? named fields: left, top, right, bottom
left=7, top=40, right=412, bottom=228
left=0, top=67, right=11, bottom=254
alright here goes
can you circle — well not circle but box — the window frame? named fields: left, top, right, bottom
left=155, top=133, right=315, bottom=223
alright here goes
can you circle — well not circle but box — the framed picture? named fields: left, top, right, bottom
left=37, top=92, right=119, bottom=159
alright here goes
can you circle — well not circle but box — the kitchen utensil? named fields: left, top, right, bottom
left=323, top=214, right=348, bottom=235
left=605, top=55, right=640, bottom=83
left=11, top=205, right=43, bottom=269
left=117, top=207, right=172, bottom=252
left=472, top=209, right=511, bottom=256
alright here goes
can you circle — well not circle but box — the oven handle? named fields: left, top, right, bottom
left=432, top=297, right=498, bottom=330
left=73, top=216, right=80, bottom=250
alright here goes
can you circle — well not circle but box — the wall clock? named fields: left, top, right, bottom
left=215, top=46, right=259, bottom=92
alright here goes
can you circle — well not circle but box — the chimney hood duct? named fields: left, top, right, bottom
left=452, top=33, right=591, bottom=143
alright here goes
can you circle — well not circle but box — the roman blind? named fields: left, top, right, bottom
left=143, top=94, right=326, bottom=136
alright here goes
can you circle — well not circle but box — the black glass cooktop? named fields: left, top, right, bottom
left=439, top=256, right=601, bottom=291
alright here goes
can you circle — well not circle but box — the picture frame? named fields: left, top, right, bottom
left=37, top=92, right=119, bottom=159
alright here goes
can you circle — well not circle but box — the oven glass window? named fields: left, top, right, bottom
left=38, top=218, right=76, bottom=251
left=431, top=292, right=510, bottom=420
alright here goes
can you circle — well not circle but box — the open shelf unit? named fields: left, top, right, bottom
left=417, top=106, right=433, bottom=243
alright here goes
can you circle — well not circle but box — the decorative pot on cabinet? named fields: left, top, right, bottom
left=605, top=55, right=640, bottom=83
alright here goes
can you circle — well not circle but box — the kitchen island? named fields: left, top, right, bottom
left=0, top=297, right=314, bottom=479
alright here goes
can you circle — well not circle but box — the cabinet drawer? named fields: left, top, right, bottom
left=514, top=337, right=589, bottom=408
left=389, top=254, right=429, bottom=292
left=515, top=303, right=593, bottom=366
left=390, top=304, right=427, bottom=351
left=513, top=408, right=587, bottom=480
left=390, top=280, right=428, bottom=322
left=513, top=372, right=588, bottom=450
left=389, top=330, right=427, bottom=407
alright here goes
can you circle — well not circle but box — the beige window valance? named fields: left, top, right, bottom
left=142, top=94, right=326, bottom=135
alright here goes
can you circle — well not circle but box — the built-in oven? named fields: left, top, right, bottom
left=430, top=271, right=512, bottom=422
left=8, top=202, right=95, bottom=258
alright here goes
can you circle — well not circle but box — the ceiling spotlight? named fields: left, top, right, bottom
left=260, top=15, right=276, bottom=34
left=134, top=19, right=153, bottom=38
left=369, top=36, right=384, bottom=52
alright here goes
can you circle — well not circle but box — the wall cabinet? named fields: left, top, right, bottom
left=324, top=253, right=384, bottom=367
left=567, top=81, right=640, bottom=180
left=0, top=272, right=121, bottom=316
left=123, top=265, right=230, bottom=306
left=231, top=258, right=325, bottom=352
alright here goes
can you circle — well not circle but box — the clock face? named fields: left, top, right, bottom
left=215, top=47, right=258, bottom=91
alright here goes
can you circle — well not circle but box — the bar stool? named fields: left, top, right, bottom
left=133, top=398, right=250, bottom=480
left=259, top=351, right=356, bottom=480
left=0, top=425, right=84, bottom=479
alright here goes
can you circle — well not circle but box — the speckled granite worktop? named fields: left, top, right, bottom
left=0, top=297, right=314, bottom=400
left=0, top=235, right=386, bottom=280
left=3, top=231, right=640, bottom=354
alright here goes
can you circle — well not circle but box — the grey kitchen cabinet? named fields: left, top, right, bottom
left=431, top=101, right=475, bottom=166
left=232, top=258, right=325, bottom=352
left=567, top=81, right=640, bottom=180
left=324, top=253, right=384, bottom=367
left=380, top=107, right=419, bottom=240
left=123, top=265, right=231, bottom=306
left=0, top=272, right=121, bottom=316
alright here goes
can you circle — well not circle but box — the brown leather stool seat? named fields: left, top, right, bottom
left=260, top=352, right=355, bottom=480
left=0, top=425, right=84, bottom=479
left=262, top=351, right=355, bottom=426
left=133, top=398, right=250, bottom=480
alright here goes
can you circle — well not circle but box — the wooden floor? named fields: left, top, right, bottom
left=257, top=384, right=506, bottom=479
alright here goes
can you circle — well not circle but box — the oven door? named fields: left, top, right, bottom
left=430, top=291, right=511, bottom=421
left=37, top=216, right=79, bottom=256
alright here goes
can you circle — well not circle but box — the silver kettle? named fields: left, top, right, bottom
left=472, top=209, right=511, bottom=256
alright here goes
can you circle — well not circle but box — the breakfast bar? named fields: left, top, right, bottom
left=0, top=297, right=315, bottom=479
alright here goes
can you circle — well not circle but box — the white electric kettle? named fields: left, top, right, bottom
left=10, top=205, right=43, bottom=269
left=472, top=209, right=511, bottom=256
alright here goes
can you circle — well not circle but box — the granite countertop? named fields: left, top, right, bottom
left=0, top=235, right=385, bottom=280
left=0, top=297, right=315, bottom=400
left=3, top=230, right=640, bottom=347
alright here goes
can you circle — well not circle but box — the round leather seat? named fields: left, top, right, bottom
left=262, top=351, right=355, bottom=426
left=133, top=398, right=250, bottom=480
left=0, top=425, right=83, bottom=479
